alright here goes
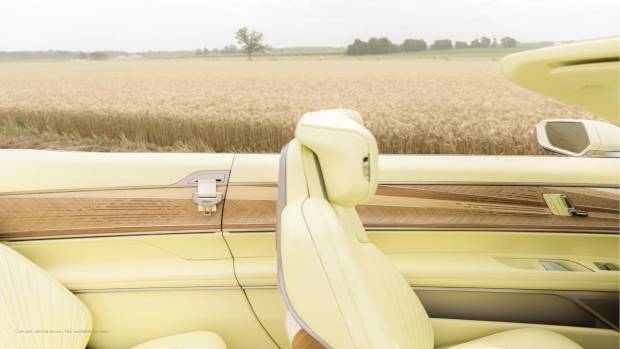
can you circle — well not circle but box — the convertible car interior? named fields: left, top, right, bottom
left=277, top=109, right=593, bottom=349
left=0, top=39, right=618, bottom=349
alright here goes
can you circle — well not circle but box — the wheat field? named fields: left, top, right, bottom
left=0, top=56, right=595, bottom=154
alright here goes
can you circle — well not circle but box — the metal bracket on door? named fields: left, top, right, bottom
left=193, top=179, right=222, bottom=216
left=543, top=193, right=588, bottom=217
left=178, top=171, right=229, bottom=217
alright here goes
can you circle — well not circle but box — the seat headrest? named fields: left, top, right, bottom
left=295, top=109, right=378, bottom=207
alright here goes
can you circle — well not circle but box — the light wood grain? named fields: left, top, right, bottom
left=2, top=184, right=617, bottom=239
left=291, top=329, right=325, bottom=349
left=222, top=184, right=619, bottom=233
left=0, top=187, right=224, bottom=239
left=223, top=184, right=278, bottom=230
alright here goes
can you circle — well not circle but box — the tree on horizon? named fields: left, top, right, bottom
left=235, top=27, right=266, bottom=60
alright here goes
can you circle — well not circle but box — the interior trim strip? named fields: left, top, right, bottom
left=229, top=181, right=620, bottom=188
left=0, top=170, right=231, bottom=196
left=72, top=285, right=278, bottom=294
left=379, top=181, right=620, bottom=188
left=2, top=229, right=219, bottom=242
left=364, top=227, right=618, bottom=234
left=72, top=285, right=242, bottom=294
left=72, top=284, right=619, bottom=331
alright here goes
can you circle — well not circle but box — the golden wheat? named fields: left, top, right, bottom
left=0, top=57, right=595, bottom=154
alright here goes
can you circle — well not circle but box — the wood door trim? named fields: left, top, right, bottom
left=0, top=186, right=225, bottom=239
left=222, top=184, right=619, bottom=233
left=2, top=183, right=617, bottom=239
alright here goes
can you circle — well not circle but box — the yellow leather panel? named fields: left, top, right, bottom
left=370, top=231, right=619, bottom=258
left=0, top=242, right=92, bottom=349
left=132, top=331, right=227, bottom=349
left=3, top=151, right=616, bottom=195
left=235, top=257, right=278, bottom=286
left=245, top=288, right=290, bottom=349
left=0, top=150, right=233, bottom=193
left=501, top=38, right=619, bottom=124
left=295, top=109, right=379, bottom=206
left=390, top=253, right=618, bottom=291
left=229, top=154, right=280, bottom=183
left=5, top=235, right=278, bottom=349
left=224, top=232, right=277, bottom=286
left=78, top=290, right=277, bottom=349
left=224, top=232, right=275, bottom=258
left=281, top=110, right=435, bottom=348
left=193, top=153, right=620, bottom=186
left=280, top=197, right=355, bottom=348
left=7, top=233, right=236, bottom=290
left=223, top=231, right=619, bottom=291
left=371, top=231, right=619, bottom=291
left=378, top=155, right=620, bottom=185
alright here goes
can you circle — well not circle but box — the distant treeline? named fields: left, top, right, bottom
left=193, top=45, right=345, bottom=56
left=0, top=50, right=135, bottom=62
left=0, top=50, right=220, bottom=62
left=346, top=36, right=519, bottom=55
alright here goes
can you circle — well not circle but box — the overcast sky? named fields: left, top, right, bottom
left=2, top=0, right=618, bottom=51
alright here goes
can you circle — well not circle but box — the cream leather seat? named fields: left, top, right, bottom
left=0, top=242, right=226, bottom=349
left=276, top=109, right=582, bottom=349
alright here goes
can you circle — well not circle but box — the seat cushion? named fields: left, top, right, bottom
left=132, top=331, right=227, bottom=349
left=440, top=328, right=582, bottom=349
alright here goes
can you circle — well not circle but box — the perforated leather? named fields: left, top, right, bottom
left=0, top=242, right=92, bottom=349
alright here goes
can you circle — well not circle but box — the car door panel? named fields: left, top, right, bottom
left=6, top=233, right=234, bottom=290
left=76, top=288, right=277, bottom=349
left=0, top=150, right=233, bottom=240
left=0, top=150, right=233, bottom=193
left=0, top=151, right=280, bottom=349
left=1, top=151, right=618, bottom=349
left=360, top=185, right=618, bottom=233
left=222, top=153, right=619, bottom=348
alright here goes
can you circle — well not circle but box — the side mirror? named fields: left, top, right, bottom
left=535, top=119, right=620, bottom=157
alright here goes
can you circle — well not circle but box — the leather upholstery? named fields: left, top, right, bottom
left=440, top=328, right=582, bottom=349
left=132, top=331, right=227, bottom=349
left=1, top=242, right=228, bottom=349
left=278, top=109, right=584, bottom=349
left=278, top=109, right=434, bottom=348
left=295, top=109, right=378, bottom=207
left=0, top=242, right=92, bottom=349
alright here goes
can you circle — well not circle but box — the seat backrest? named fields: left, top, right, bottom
left=0, top=242, right=92, bottom=349
left=277, top=109, right=433, bottom=348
